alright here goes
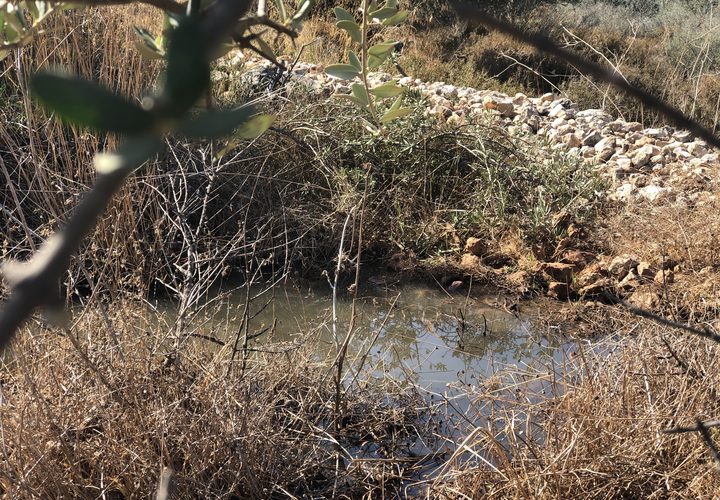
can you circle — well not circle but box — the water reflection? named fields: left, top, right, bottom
left=205, top=280, right=580, bottom=398
left=140, top=279, right=578, bottom=400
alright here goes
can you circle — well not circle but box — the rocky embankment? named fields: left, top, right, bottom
left=230, top=59, right=718, bottom=305
left=235, top=59, right=719, bottom=206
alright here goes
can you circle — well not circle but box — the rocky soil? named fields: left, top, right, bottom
left=221, top=57, right=719, bottom=311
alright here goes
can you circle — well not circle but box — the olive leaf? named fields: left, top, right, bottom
left=325, top=64, right=360, bottom=80
left=31, top=71, right=156, bottom=134
left=177, top=105, right=256, bottom=138
left=162, top=18, right=210, bottom=116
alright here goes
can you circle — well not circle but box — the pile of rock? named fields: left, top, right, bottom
left=404, top=77, right=718, bottom=206
left=538, top=253, right=676, bottom=307
left=227, top=57, right=717, bottom=305
left=231, top=57, right=719, bottom=207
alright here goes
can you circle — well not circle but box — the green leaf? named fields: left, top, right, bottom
left=26, top=2, right=40, bottom=20
left=380, top=107, right=412, bottom=124
left=134, top=40, right=164, bottom=60
left=334, top=6, right=355, bottom=22
left=6, top=9, right=28, bottom=32
left=292, top=0, right=314, bottom=21
left=4, top=23, right=21, bottom=45
left=231, top=113, right=274, bottom=139
left=325, top=64, right=360, bottom=80
left=333, top=94, right=367, bottom=107
left=368, top=6, right=397, bottom=20
left=31, top=71, right=155, bottom=134
left=177, top=105, right=255, bottom=139
left=134, top=27, right=164, bottom=60
left=368, top=52, right=388, bottom=69
left=369, top=80, right=403, bottom=98
left=336, top=20, right=361, bottom=43
left=368, top=42, right=397, bottom=56
left=162, top=18, right=209, bottom=116
left=216, top=114, right=274, bottom=159
left=388, top=95, right=403, bottom=111
left=368, top=42, right=396, bottom=69
left=384, top=0, right=398, bottom=8
left=348, top=50, right=361, bottom=71
left=134, top=27, right=158, bottom=46
left=382, top=10, right=408, bottom=26
left=94, top=135, right=163, bottom=176
left=351, top=83, right=369, bottom=106
left=274, top=0, right=288, bottom=22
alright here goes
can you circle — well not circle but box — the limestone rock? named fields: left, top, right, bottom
left=673, top=130, right=694, bottom=142
left=563, top=133, right=582, bottom=148
left=654, top=269, right=675, bottom=284
left=631, top=144, right=660, bottom=168
left=636, top=262, right=656, bottom=281
left=608, top=255, right=638, bottom=280
left=582, top=130, right=603, bottom=147
left=578, top=278, right=612, bottom=297
left=560, top=250, right=595, bottom=269
left=618, top=270, right=641, bottom=293
left=629, top=290, right=661, bottom=310
left=615, top=156, right=633, bottom=170
left=638, top=185, right=671, bottom=203
left=687, top=142, right=708, bottom=157
left=483, top=96, right=515, bottom=117
left=644, top=127, right=669, bottom=140
left=541, top=262, right=575, bottom=283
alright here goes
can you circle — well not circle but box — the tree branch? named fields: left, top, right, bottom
left=451, top=1, right=720, bottom=149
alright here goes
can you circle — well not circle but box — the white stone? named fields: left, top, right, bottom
left=638, top=185, right=671, bottom=202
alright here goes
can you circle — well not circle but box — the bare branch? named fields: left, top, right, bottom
left=664, top=420, right=720, bottom=434
left=604, top=292, right=720, bottom=344
left=0, top=0, right=255, bottom=348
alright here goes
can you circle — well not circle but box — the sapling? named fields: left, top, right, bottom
left=325, top=0, right=413, bottom=131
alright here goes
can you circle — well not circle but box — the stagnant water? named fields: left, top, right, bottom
left=195, top=283, right=576, bottom=393
left=148, top=277, right=582, bottom=410
left=137, top=277, right=590, bottom=491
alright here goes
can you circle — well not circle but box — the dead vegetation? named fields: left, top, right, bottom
left=600, top=195, right=720, bottom=321
left=432, top=315, right=720, bottom=498
left=0, top=306, right=444, bottom=498
left=2, top=1, right=720, bottom=498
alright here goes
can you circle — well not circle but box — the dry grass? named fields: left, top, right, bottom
left=0, top=305, right=437, bottom=498
left=600, top=196, right=720, bottom=321
left=433, top=314, right=720, bottom=498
